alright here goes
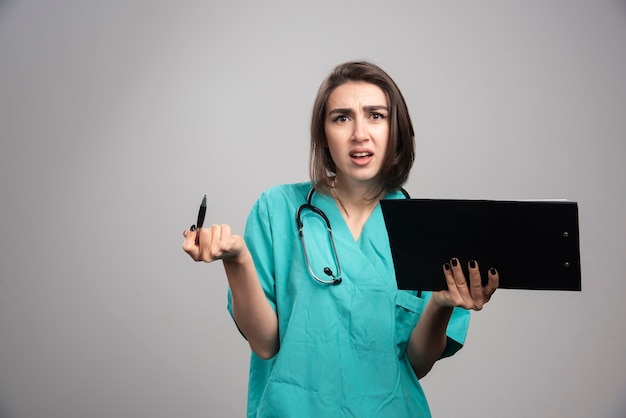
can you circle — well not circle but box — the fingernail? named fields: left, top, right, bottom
left=444, top=263, right=451, bottom=271
left=490, top=267, right=497, bottom=275
left=190, top=224, right=196, bottom=232
left=451, top=258, right=458, bottom=267
left=469, top=260, right=476, bottom=269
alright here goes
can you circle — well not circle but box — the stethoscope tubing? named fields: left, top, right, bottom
left=296, top=187, right=410, bottom=286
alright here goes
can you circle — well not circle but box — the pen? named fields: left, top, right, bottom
left=197, top=194, right=207, bottom=229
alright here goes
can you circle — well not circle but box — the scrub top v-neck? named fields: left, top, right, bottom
left=228, top=181, right=470, bottom=418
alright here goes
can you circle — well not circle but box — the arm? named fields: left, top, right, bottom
left=183, top=224, right=279, bottom=359
left=406, top=300, right=453, bottom=379
left=406, top=258, right=499, bottom=379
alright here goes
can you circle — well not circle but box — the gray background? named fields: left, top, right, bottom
left=1, top=0, right=625, bottom=417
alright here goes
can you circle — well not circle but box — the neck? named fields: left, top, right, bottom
left=331, top=179, right=384, bottom=219
left=331, top=182, right=384, bottom=241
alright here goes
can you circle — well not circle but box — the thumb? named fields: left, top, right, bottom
left=182, top=224, right=199, bottom=253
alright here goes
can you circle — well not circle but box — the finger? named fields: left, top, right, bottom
left=451, top=257, right=474, bottom=309
left=450, top=258, right=467, bottom=289
left=182, top=225, right=200, bottom=260
left=483, top=267, right=499, bottom=302
left=467, top=260, right=484, bottom=310
left=198, top=226, right=215, bottom=262
left=193, top=224, right=201, bottom=245
left=183, top=223, right=197, bottom=238
left=219, top=224, right=233, bottom=252
left=450, top=257, right=473, bottom=309
left=209, top=224, right=223, bottom=256
left=442, top=262, right=461, bottom=305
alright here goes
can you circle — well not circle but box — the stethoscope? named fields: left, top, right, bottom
left=296, top=187, right=410, bottom=285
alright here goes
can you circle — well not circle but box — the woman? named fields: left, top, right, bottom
left=183, top=61, right=499, bottom=417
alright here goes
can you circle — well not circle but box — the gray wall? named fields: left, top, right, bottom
left=1, top=1, right=625, bottom=417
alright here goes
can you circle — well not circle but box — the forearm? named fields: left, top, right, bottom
left=406, top=299, right=454, bottom=379
left=224, top=249, right=279, bottom=359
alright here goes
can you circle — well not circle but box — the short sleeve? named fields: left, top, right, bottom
left=227, top=192, right=278, bottom=324
left=440, top=305, right=470, bottom=358
left=420, top=291, right=471, bottom=359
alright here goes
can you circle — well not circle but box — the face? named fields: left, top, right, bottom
left=324, top=81, right=390, bottom=191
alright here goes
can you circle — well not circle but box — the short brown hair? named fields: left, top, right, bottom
left=310, top=61, right=415, bottom=197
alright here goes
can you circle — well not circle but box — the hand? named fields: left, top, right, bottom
left=182, top=224, right=245, bottom=263
left=431, top=258, right=499, bottom=311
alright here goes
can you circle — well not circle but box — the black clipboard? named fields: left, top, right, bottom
left=380, top=199, right=581, bottom=291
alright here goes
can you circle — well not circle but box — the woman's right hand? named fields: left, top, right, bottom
left=182, top=224, right=245, bottom=263
left=183, top=224, right=279, bottom=358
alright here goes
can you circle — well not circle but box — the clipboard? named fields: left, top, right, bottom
left=380, top=199, right=581, bottom=291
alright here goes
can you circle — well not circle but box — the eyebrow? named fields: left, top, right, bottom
left=327, top=105, right=389, bottom=116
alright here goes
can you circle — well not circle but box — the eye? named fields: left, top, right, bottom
left=370, top=112, right=386, bottom=120
left=333, top=115, right=349, bottom=123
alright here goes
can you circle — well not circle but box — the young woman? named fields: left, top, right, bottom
left=183, top=61, right=499, bottom=417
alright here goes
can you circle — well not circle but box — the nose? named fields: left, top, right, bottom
left=351, top=117, right=369, bottom=142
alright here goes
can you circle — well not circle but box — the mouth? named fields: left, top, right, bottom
left=350, top=151, right=373, bottom=159
left=349, top=150, right=374, bottom=166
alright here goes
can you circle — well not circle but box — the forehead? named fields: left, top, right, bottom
left=327, top=81, right=388, bottom=108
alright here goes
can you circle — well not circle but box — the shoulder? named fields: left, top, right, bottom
left=256, top=181, right=312, bottom=207
left=247, top=181, right=311, bottom=223
left=245, top=181, right=311, bottom=237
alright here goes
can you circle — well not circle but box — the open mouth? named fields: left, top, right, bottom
left=350, top=151, right=373, bottom=159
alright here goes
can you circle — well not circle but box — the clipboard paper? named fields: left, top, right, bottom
left=380, top=199, right=581, bottom=291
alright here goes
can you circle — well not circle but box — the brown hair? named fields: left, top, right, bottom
left=310, top=61, right=415, bottom=197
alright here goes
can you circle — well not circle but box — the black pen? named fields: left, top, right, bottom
left=197, top=194, right=207, bottom=229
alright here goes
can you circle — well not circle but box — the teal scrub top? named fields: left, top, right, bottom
left=228, top=182, right=470, bottom=418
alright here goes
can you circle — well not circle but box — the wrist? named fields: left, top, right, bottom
left=426, top=297, right=454, bottom=318
left=223, top=247, right=252, bottom=267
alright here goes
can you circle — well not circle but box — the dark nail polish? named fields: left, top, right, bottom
left=444, top=263, right=451, bottom=271
left=469, top=260, right=476, bottom=269
left=490, top=267, right=497, bottom=275
left=190, top=224, right=196, bottom=232
left=451, top=258, right=458, bottom=267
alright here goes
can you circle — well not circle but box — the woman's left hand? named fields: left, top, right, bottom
left=432, top=258, right=499, bottom=311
